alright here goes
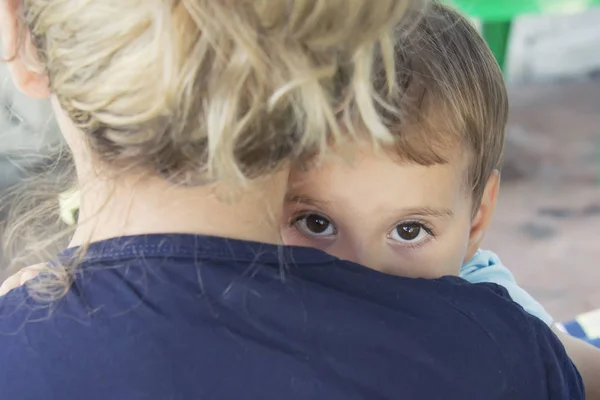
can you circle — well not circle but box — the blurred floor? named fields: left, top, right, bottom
left=486, top=79, right=600, bottom=322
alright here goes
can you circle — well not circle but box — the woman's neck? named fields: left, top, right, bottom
left=69, top=171, right=288, bottom=248
left=54, top=98, right=287, bottom=248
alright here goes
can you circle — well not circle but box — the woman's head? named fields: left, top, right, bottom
left=3, top=0, right=422, bottom=185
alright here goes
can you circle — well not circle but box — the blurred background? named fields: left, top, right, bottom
left=0, top=3, right=599, bottom=322
left=472, top=4, right=600, bottom=323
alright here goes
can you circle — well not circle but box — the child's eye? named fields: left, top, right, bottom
left=292, top=213, right=337, bottom=237
left=388, top=222, right=432, bottom=244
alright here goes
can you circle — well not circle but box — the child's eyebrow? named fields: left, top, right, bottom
left=284, top=194, right=328, bottom=208
left=400, top=207, right=454, bottom=218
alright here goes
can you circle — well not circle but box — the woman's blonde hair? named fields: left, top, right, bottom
left=20, top=0, right=422, bottom=183
left=3, top=0, right=424, bottom=296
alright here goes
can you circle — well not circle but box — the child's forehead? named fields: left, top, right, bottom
left=312, top=139, right=470, bottom=174
left=287, top=146, right=474, bottom=223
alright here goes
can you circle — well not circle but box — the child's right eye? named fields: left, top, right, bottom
left=291, top=213, right=337, bottom=237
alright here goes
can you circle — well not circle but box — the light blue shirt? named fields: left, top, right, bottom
left=460, top=249, right=553, bottom=326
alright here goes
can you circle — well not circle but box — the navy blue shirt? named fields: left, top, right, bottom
left=0, top=234, right=583, bottom=399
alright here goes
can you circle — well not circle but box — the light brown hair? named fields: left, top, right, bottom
left=380, top=2, right=507, bottom=208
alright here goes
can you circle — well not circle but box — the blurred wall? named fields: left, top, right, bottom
left=507, top=7, right=600, bottom=83
left=0, top=62, right=61, bottom=191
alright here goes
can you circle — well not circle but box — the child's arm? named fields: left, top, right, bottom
left=552, top=326, right=600, bottom=399
left=461, top=250, right=600, bottom=399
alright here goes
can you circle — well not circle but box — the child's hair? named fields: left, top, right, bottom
left=379, top=2, right=508, bottom=209
left=3, top=0, right=424, bottom=296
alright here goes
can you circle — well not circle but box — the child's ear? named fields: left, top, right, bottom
left=0, top=0, right=50, bottom=99
left=465, top=170, right=500, bottom=262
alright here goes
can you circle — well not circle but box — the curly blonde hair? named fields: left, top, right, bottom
left=3, top=0, right=424, bottom=296
left=19, top=0, right=424, bottom=184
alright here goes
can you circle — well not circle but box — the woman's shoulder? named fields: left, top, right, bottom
left=0, top=235, right=584, bottom=399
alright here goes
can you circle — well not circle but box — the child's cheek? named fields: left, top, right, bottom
left=388, top=244, right=463, bottom=279
left=280, top=226, right=305, bottom=247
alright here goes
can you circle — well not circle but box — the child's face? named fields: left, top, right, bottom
left=282, top=142, right=480, bottom=278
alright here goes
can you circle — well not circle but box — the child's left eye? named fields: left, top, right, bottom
left=388, top=222, right=431, bottom=244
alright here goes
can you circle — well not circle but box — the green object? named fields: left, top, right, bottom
left=481, top=21, right=512, bottom=72
left=448, top=0, right=600, bottom=21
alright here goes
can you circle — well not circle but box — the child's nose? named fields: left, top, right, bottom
left=340, top=239, right=387, bottom=274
